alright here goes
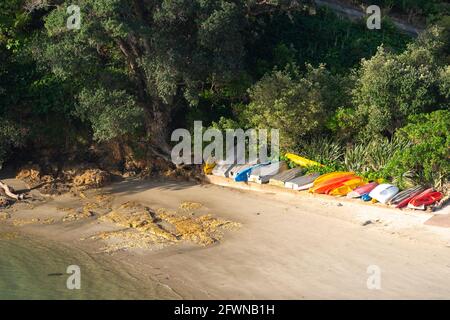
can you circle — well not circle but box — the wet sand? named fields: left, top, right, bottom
left=1, top=177, right=450, bottom=299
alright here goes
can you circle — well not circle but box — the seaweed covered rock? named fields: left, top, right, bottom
left=16, top=165, right=42, bottom=184
left=179, top=201, right=203, bottom=211
left=15, top=163, right=112, bottom=195
left=158, top=211, right=239, bottom=246
left=61, top=207, right=95, bottom=222
left=100, top=202, right=177, bottom=242
left=72, top=169, right=111, bottom=189
left=98, top=201, right=240, bottom=249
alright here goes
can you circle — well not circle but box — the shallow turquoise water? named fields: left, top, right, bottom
left=0, top=231, right=178, bottom=300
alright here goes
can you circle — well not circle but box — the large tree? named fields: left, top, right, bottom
left=32, top=0, right=311, bottom=158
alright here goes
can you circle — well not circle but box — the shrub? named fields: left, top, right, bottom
left=296, top=137, right=343, bottom=167
left=384, top=110, right=450, bottom=189
left=243, top=64, right=350, bottom=150
left=341, top=26, right=448, bottom=138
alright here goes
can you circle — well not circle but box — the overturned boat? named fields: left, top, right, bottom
left=248, top=161, right=288, bottom=184
left=389, top=186, right=425, bottom=208
left=328, top=177, right=366, bottom=196
left=228, top=159, right=262, bottom=182
left=407, top=188, right=443, bottom=210
left=347, top=182, right=378, bottom=198
left=269, top=168, right=304, bottom=188
left=309, top=172, right=357, bottom=194
left=228, top=163, right=253, bottom=180
left=285, top=173, right=321, bottom=191
left=211, top=162, right=236, bottom=178
left=369, top=184, right=399, bottom=204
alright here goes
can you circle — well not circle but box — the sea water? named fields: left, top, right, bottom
left=0, top=231, right=178, bottom=300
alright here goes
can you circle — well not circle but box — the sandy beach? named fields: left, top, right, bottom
left=1, top=176, right=450, bottom=300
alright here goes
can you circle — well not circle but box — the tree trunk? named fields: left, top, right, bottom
left=141, top=100, right=173, bottom=161
left=115, top=23, right=174, bottom=161
left=0, top=180, right=24, bottom=200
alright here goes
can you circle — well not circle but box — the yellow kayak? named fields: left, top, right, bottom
left=312, top=172, right=354, bottom=187
left=203, top=161, right=216, bottom=175
left=285, top=153, right=322, bottom=167
left=329, top=178, right=366, bottom=196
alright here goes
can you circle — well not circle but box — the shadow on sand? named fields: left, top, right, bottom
left=101, top=177, right=201, bottom=197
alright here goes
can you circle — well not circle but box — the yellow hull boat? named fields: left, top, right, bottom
left=311, top=172, right=354, bottom=186
left=285, top=153, right=322, bottom=167
left=329, top=178, right=366, bottom=196
left=309, top=172, right=356, bottom=193
left=203, top=162, right=216, bottom=175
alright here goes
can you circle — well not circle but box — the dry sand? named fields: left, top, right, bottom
left=1, top=177, right=450, bottom=299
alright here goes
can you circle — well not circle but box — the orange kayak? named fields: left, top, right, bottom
left=321, top=176, right=362, bottom=195
left=311, top=174, right=359, bottom=194
left=312, top=172, right=354, bottom=187
left=310, top=172, right=355, bottom=193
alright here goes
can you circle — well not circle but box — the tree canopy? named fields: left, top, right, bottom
left=0, top=0, right=448, bottom=187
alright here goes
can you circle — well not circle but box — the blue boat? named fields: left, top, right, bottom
left=234, top=163, right=269, bottom=182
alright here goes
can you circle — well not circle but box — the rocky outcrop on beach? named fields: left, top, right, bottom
left=82, top=199, right=240, bottom=253
left=15, top=164, right=112, bottom=195
left=73, top=169, right=111, bottom=190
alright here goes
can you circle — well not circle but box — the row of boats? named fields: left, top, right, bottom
left=204, top=154, right=444, bottom=211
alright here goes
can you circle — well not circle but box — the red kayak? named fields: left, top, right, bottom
left=347, top=182, right=378, bottom=198
left=395, top=188, right=427, bottom=208
left=408, top=188, right=443, bottom=207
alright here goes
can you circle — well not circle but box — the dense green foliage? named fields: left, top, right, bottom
left=385, top=110, right=450, bottom=188
left=347, top=27, right=449, bottom=138
left=0, top=1, right=448, bottom=189
left=243, top=64, right=350, bottom=149
left=249, top=7, right=411, bottom=76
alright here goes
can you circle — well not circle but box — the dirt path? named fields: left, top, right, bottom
left=2, top=178, right=450, bottom=299
left=315, top=0, right=423, bottom=36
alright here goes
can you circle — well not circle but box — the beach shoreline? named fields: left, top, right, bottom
left=1, top=177, right=450, bottom=299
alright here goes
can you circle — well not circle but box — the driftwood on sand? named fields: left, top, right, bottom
left=0, top=180, right=24, bottom=200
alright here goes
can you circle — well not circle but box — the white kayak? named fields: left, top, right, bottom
left=369, top=184, right=399, bottom=204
